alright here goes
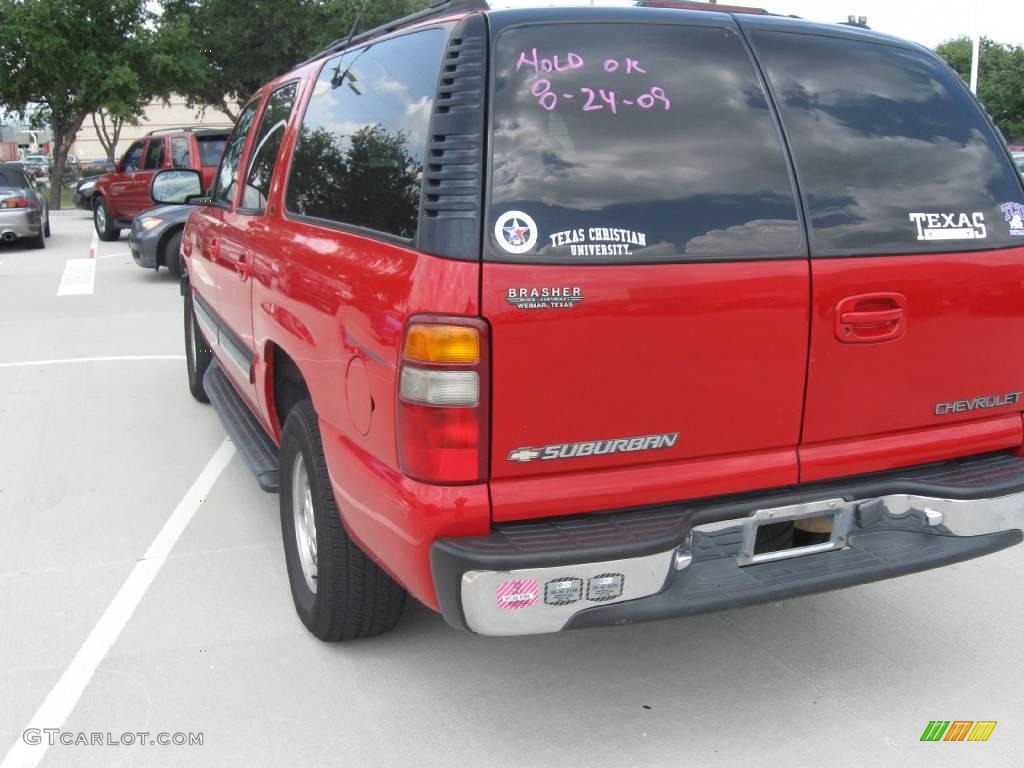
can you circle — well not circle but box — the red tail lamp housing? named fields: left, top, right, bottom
left=397, top=315, right=490, bottom=484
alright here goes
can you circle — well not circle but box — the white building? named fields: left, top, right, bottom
left=70, top=95, right=235, bottom=161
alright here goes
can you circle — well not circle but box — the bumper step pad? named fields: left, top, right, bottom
left=204, top=361, right=280, bottom=492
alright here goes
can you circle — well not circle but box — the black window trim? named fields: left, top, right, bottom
left=281, top=24, right=453, bottom=247
left=482, top=19, right=809, bottom=266
left=748, top=27, right=1024, bottom=260
left=236, top=78, right=304, bottom=218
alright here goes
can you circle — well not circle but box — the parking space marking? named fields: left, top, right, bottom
left=0, top=439, right=235, bottom=768
left=88, top=229, right=97, bottom=259
left=0, top=355, right=185, bottom=369
left=55, top=259, right=96, bottom=296
left=96, top=251, right=129, bottom=260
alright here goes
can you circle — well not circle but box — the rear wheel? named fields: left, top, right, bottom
left=163, top=231, right=183, bottom=277
left=43, top=207, right=51, bottom=237
left=93, top=197, right=119, bottom=241
left=27, top=231, right=45, bottom=249
left=184, top=290, right=211, bottom=403
left=280, top=400, right=406, bottom=641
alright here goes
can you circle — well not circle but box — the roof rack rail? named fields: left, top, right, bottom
left=145, top=125, right=233, bottom=136
left=296, top=0, right=488, bottom=67
left=635, top=1, right=768, bottom=14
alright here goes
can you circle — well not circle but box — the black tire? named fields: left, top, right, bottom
left=280, top=400, right=406, bottom=641
left=184, top=290, right=211, bottom=403
left=163, top=231, right=183, bottom=277
left=27, top=229, right=45, bottom=249
left=92, top=196, right=119, bottom=241
left=43, top=208, right=51, bottom=237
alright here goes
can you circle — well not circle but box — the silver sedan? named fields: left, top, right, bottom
left=0, top=163, right=50, bottom=248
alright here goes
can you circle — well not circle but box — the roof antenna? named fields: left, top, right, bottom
left=343, top=12, right=362, bottom=50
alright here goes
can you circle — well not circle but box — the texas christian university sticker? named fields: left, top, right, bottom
left=494, top=210, right=538, bottom=254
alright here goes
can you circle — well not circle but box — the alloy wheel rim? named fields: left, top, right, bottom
left=292, top=453, right=318, bottom=593
left=95, top=204, right=105, bottom=230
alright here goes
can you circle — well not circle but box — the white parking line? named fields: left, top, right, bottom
left=88, top=229, right=98, bottom=259
left=96, top=251, right=129, bottom=260
left=0, top=439, right=236, bottom=768
left=56, top=259, right=96, bottom=296
left=0, top=355, right=184, bottom=369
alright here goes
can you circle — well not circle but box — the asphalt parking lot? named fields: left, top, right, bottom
left=0, top=209, right=1022, bottom=768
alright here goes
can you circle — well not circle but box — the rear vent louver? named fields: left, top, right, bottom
left=416, top=14, right=486, bottom=262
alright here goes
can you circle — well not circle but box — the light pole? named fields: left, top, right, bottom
left=970, top=34, right=981, bottom=95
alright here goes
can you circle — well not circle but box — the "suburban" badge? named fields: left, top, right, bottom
left=507, top=432, right=679, bottom=463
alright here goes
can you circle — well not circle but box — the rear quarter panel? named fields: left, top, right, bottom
left=251, top=218, right=489, bottom=607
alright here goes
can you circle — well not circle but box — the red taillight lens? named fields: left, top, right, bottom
left=397, top=316, right=489, bottom=484
left=0, top=197, right=27, bottom=209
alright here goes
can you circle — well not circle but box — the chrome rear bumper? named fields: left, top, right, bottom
left=434, top=462, right=1024, bottom=636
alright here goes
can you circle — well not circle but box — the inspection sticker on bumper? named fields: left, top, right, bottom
left=496, top=579, right=540, bottom=610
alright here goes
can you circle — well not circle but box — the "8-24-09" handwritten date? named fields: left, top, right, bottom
left=516, top=47, right=671, bottom=114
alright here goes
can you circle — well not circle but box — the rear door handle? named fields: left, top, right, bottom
left=835, top=292, right=906, bottom=343
left=839, top=308, right=903, bottom=325
left=235, top=251, right=252, bottom=282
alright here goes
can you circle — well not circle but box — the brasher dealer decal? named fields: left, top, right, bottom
left=548, top=227, right=648, bottom=257
left=506, top=286, right=584, bottom=310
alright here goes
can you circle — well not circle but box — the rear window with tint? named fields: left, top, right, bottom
left=198, top=136, right=228, bottom=166
left=753, top=32, right=1024, bottom=256
left=487, top=23, right=803, bottom=263
left=0, top=171, right=26, bottom=187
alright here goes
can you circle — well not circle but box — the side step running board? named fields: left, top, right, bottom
left=204, top=360, right=280, bottom=492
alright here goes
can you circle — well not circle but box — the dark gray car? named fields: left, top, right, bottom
left=128, top=203, right=193, bottom=277
left=0, top=164, right=50, bottom=248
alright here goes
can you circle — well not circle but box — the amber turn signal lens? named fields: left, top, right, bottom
left=403, top=324, right=480, bottom=364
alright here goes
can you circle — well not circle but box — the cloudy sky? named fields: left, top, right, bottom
left=493, top=1, right=1023, bottom=48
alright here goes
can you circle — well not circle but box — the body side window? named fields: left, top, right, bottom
left=121, top=141, right=145, bottom=172
left=171, top=137, right=192, bottom=169
left=240, top=82, right=300, bottom=212
left=143, top=138, right=165, bottom=170
left=285, top=28, right=446, bottom=239
left=212, top=98, right=263, bottom=206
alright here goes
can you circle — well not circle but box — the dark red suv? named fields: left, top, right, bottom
left=151, top=0, right=1024, bottom=640
left=92, top=126, right=228, bottom=241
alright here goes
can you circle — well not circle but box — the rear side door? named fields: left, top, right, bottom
left=191, top=98, right=263, bottom=396
left=746, top=23, right=1024, bottom=481
left=482, top=16, right=811, bottom=521
left=127, top=137, right=166, bottom=216
left=218, top=81, right=302, bottom=399
left=108, top=140, right=144, bottom=217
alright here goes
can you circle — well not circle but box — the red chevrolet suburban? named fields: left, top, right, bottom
left=152, top=0, right=1024, bottom=640
left=92, top=126, right=228, bottom=241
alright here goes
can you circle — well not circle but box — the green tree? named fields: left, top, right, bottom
left=0, top=0, right=207, bottom=208
left=936, top=36, right=1024, bottom=142
left=161, top=0, right=425, bottom=121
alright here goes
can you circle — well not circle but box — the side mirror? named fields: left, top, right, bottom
left=151, top=168, right=203, bottom=205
